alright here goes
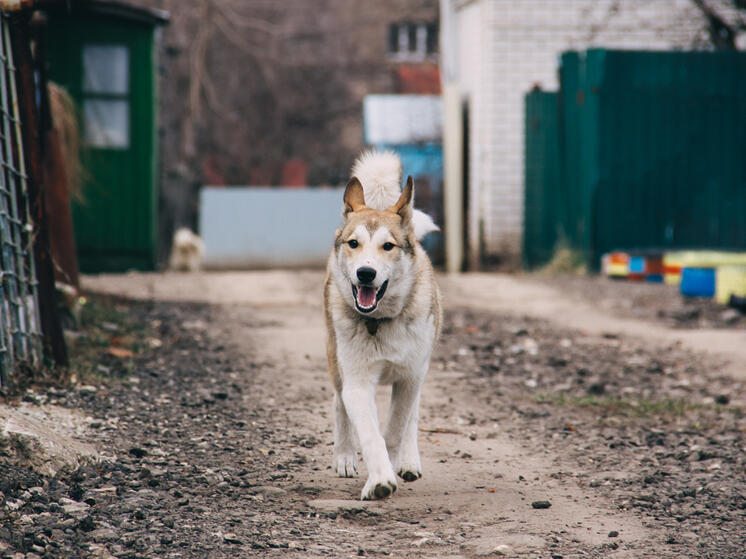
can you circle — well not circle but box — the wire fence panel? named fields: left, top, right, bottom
left=0, top=12, right=42, bottom=388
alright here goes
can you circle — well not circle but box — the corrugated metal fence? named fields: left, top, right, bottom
left=523, top=89, right=560, bottom=269
left=0, top=12, right=42, bottom=387
left=524, top=49, right=746, bottom=269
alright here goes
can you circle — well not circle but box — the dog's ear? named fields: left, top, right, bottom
left=389, top=175, right=414, bottom=225
left=343, top=177, right=366, bottom=216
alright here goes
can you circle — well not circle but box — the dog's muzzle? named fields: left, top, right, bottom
left=352, top=280, right=388, bottom=313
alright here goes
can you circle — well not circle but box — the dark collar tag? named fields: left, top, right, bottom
left=364, top=318, right=379, bottom=336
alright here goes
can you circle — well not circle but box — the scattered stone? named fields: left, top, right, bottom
left=223, top=533, right=242, bottom=544
left=531, top=500, right=551, bottom=509
left=587, top=382, right=606, bottom=395
left=719, top=309, right=740, bottom=324
left=78, top=516, right=96, bottom=532
left=608, top=531, right=619, bottom=538
left=60, top=498, right=90, bottom=519
left=90, top=527, right=118, bottom=542
left=128, top=447, right=147, bottom=459
left=492, top=544, right=514, bottom=555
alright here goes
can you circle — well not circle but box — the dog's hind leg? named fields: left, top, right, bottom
left=341, top=378, right=398, bottom=500
left=384, top=379, right=423, bottom=482
left=333, top=391, right=358, bottom=477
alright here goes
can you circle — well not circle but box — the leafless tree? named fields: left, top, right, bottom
left=692, top=0, right=746, bottom=49
left=145, top=0, right=437, bottom=259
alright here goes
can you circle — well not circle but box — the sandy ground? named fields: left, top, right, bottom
left=52, top=270, right=742, bottom=558
left=82, top=270, right=746, bottom=379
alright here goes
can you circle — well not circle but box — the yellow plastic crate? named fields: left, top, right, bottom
left=715, top=265, right=746, bottom=304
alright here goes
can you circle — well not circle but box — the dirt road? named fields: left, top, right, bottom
left=2, top=271, right=744, bottom=558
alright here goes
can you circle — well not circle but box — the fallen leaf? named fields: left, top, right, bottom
left=110, top=336, right=136, bottom=348
left=107, top=347, right=135, bottom=359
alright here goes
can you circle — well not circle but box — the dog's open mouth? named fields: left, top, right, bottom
left=352, top=280, right=388, bottom=313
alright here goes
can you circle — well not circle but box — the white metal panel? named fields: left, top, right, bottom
left=363, top=95, right=443, bottom=145
left=200, top=187, right=343, bottom=269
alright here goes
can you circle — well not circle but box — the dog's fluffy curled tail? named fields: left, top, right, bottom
left=350, top=150, right=439, bottom=241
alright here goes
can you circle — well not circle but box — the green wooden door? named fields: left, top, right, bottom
left=45, top=13, right=157, bottom=272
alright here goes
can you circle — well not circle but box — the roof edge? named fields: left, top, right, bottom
left=37, top=0, right=169, bottom=25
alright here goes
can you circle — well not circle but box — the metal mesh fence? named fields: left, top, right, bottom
left=0, top=13, right=42, bottom=387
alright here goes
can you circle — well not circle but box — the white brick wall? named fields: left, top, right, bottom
left=456, top=0, right=711, bottom=258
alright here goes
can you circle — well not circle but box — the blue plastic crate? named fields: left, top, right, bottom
left=680, top=267, right=715, bottom=297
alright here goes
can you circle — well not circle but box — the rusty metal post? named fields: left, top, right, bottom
left=8, top=10, right=68, bottom=368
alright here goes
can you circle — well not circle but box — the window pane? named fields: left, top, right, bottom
left=388, top=24, right=398, bottom=53
left=83, top=45, right=129, bottom=94
left=398, top=25, right=408, bottom=53
left=427, top=23, right=438, bottom=54
left=407, top=23, right=417, bottom=52
left=83, top=99, right=129, bottom=148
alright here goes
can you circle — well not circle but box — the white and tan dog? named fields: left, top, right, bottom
left=324, top=151, right=441, bottom=500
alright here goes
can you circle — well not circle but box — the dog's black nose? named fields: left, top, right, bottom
left=356, top=267, right=377, bottom=284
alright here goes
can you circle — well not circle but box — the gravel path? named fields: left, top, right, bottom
left=1, top=271, right=744, bottom=558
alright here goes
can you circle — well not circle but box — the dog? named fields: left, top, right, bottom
left=324, top=150, right=441, bottom=500
left=168, top=228, right=204, bottom=272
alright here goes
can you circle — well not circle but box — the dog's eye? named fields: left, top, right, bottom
left=348, top=239, right=359, bottom=248
left=382, top=242, right=395, bottom=251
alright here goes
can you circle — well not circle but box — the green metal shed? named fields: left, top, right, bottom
left=564, top=50, right=746, bottom=268
left=523, top=88, right=561, bottom=269
left=43, top=1, right=168, bottom=272
left=524, top=49, right=746, bottom=270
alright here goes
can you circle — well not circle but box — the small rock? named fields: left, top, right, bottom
left=531, top=500, right=551, bottom=509
left=60, top=498, right=90, bottom=519
left=129, top=447, right=147, bottom=459
left=69, top=483, right=84, bottom=501
left=587, top=382, right=605, bottom=395
left=78, top=516, right=96, bottom=532
left=715, top=394, right=729, bottom=405
left=90, top=527, right=118, bottom=542
left=249, top=486, right=287, bottom=498
left=223, top=533, right=242, bottom=544
left=492, top=544, right=513, bottom=555
left=719, top=309, right=740, bottom=323
left=5, top=499, right=22, bottom=511
left=608, top=530, right=619, bottom=538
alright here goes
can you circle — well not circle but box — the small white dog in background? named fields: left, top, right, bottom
left=324, top=150, right=441, bottom=500
left=169, top=228, right=205, bottom=272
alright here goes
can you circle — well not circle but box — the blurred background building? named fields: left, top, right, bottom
left=23, top=0, right=746, bottom=272
left=440, top=0, right=746, bottom=272
left=149, top=0, right=441, bottom=264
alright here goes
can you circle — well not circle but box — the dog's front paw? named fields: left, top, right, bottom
left=397, top=463, right=422, bottom=482
left=334, top=453, right=357, bottom=477
left=361, top=473, right=398, bottom=500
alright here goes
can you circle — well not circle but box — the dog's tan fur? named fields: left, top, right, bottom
left=324, top=152, right=441, bottom=500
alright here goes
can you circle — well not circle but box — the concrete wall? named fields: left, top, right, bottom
left=200, top=188, right=343, bottom=269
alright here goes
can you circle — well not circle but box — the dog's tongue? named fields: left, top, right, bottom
left=357, top=285, right=377, bottom=308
